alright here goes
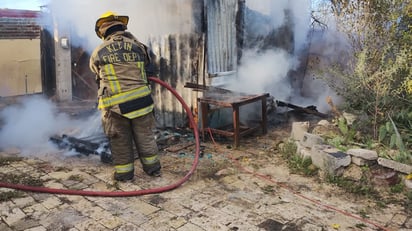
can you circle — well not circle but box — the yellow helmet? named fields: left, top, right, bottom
left=95, top=11, right=129, bottom=38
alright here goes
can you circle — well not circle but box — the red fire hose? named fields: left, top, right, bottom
left=0, top=77, right=200, bottom=197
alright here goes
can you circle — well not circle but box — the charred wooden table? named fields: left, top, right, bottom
left=198, top=92, right=269, bottom=147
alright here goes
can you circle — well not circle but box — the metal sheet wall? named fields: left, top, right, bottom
left=149, top=33, right=205, bottom=128
left=205, top=0, right=238, bottom=76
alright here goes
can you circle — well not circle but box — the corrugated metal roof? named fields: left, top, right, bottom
left=0, top=9, right=40, bottom=18
left=0, top=9, right=41, bottom=39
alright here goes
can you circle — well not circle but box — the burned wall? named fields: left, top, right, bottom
left=71, top=47, right=97, bottom=101
left=150, top=33, right=205, bottom=128
left=243, top=8, right=294, bottom=55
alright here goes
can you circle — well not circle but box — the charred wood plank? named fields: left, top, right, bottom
left=184, top=82, right=234, bottom=94
left=49, top=134, right=113, bottom=164
left=276, top=100, right=329, bottom=118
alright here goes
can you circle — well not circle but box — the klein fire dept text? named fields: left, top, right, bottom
left=100, top=41, right=144, bottom=64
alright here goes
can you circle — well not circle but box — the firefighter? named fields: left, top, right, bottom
left=89, top=11, right=161, bottom=181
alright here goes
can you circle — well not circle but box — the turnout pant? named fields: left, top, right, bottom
left=102, top=110, right=161, bottom=177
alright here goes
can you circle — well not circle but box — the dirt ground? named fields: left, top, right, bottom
left=159, top=114, right=412, bottom=230
left=0, top=101, right=411, bottom=231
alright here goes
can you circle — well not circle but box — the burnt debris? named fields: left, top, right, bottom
left=276, top=100, right=329, bottom=118
left=49, top=134, right=112, bottom=164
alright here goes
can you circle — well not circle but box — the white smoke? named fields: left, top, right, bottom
left=0, top=95, right=101, bottom=155
left=232, top=0, right=340, bottom=112
left=227, top=49, right=296, bottom=101
left=37, top=0, right=338, bottom=111
left=300, top=28, right=349, bottom=112
left=246, top=0, right=311, bottom=54
left=230, top=0, right=309, bottom=100
left=40, top=0, right=194, bottom=53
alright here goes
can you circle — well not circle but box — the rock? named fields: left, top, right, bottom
left=301, top=133, right=324, bottom=148
left=317, top=120, right=330, bottom=126
left=372, top=169, right=400, bottom=186
left=377, top=158, right=412, bottom=174
left=405, top=178, right=412, bottom=189
left=296, top=141, right=312, bottom=159
left=351, top=156, right=365, bottom=166
left=342, top=112, right=357, bottom=125
left=310, top=145, right=351, bottom=175
left=311, top=123, right=340, bottom=137
left=351, top=156, right=375, bottom=166
left=295, top=141, right=303, bottom=154
left=290, top=121, right=310, bottom=141
left=347, top=148, right=378, bottom=160
left=299, top=148, right=312, bottom=159
left=215, top=168, right=232, bottom=176
left=343, top=165, right=363, bottom=181
left=405, top=217, right=412, bottom=229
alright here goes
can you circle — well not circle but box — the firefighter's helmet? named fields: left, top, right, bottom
left=95, top=11, right=129, bottom=39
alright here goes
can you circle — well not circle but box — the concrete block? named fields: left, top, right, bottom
left=295, top=141, right=303, bottom=154
left=299, top=148, right=312, bottom=159
left=301, top=132, right=324, bottom=148
left=351, top=156, right=366, bottom=166
left=290, top=121, right=309, bottom=141
left=377, top=158, right=412, bottom=174
left=295, top=141, right=311, bottom=159
left=311, top=145, right=351, bottom=175
left=347, top=148, right=378, bottom=160
left=351, top=156, right=376, bottom=166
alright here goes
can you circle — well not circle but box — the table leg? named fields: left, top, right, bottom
left=233, top=105, right=240, bottom=147
left=200, top=102, right=209, bottom=141
left=261, top=96, right=267, bottom=134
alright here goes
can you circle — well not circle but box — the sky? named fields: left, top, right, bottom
left=0, top=0, right=45, bottom=10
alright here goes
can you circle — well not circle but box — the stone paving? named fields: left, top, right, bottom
left=0, top=99, right=411, bottom=231
left=1, top=132, right=411, bottom=231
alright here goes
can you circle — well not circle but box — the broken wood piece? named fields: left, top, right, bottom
left=276, top=100, right=329, bottom=118
left=165, top=142, right=196, bottom=153
left=184, top=82, right=237, bottom=94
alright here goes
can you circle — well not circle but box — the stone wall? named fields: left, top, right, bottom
left=290, top=120, right=412, bottom=189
